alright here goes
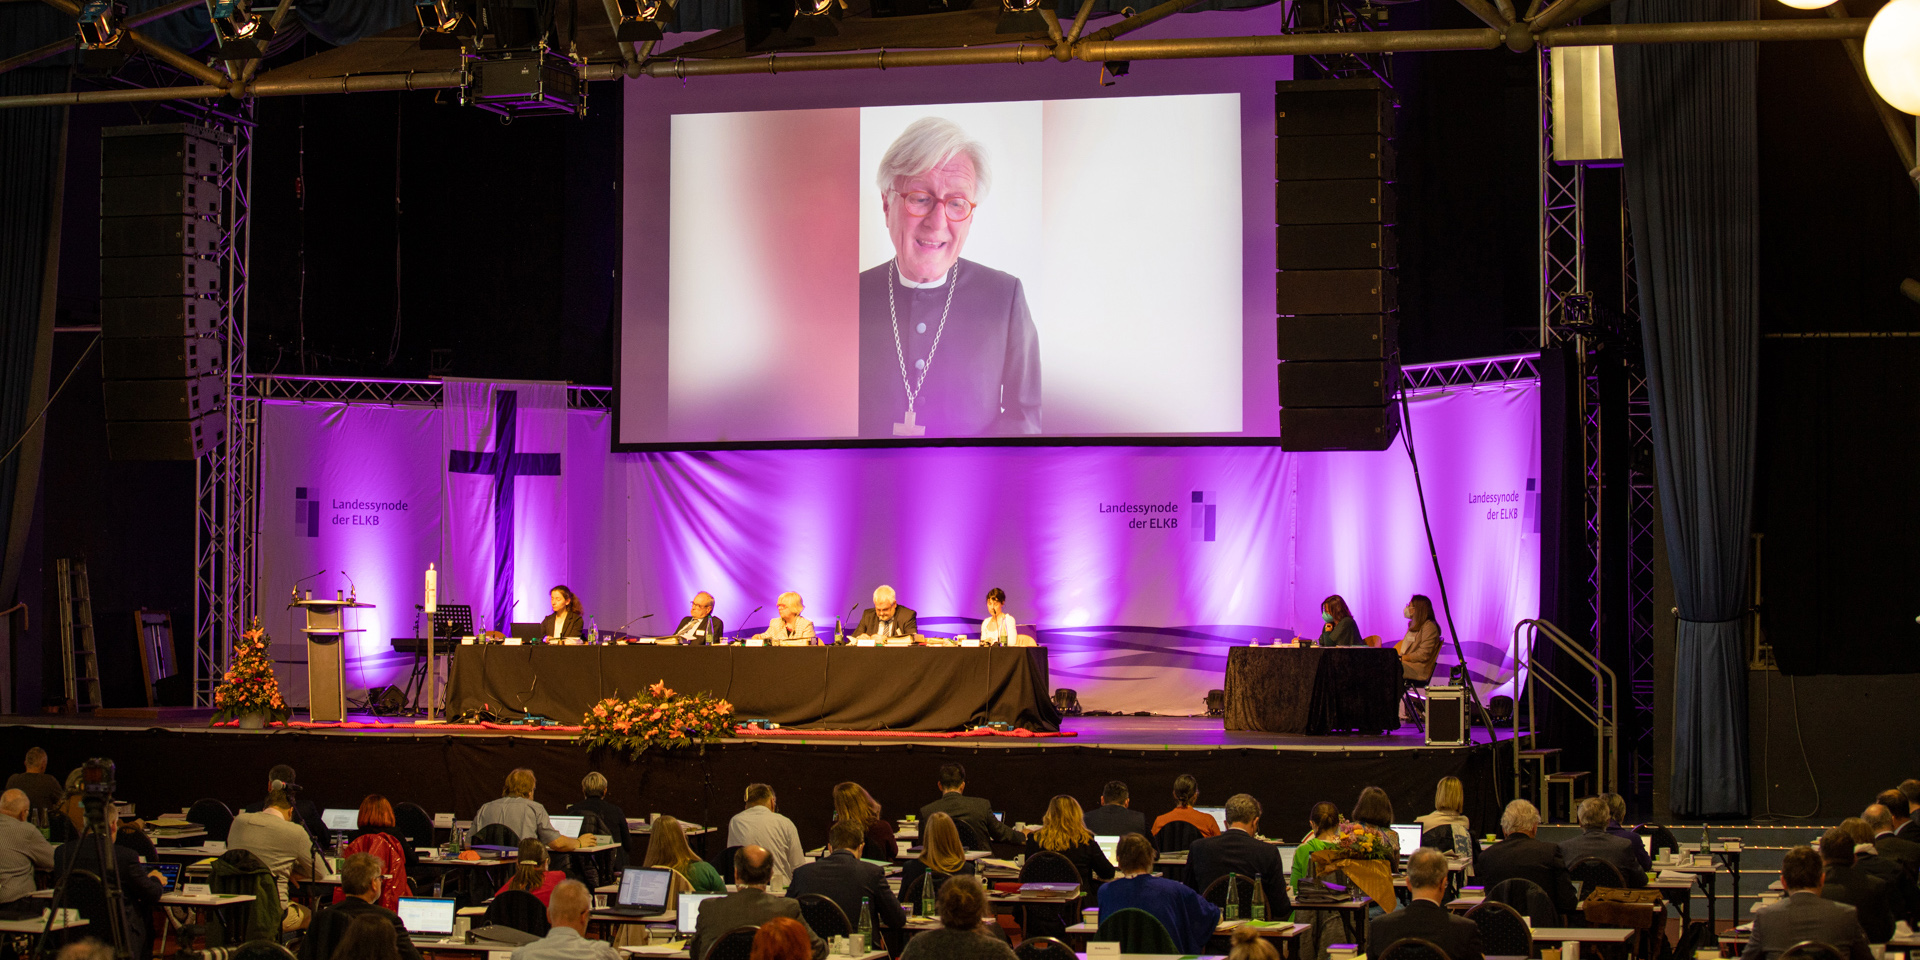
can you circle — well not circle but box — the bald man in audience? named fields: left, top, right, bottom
left=512, top=880, right=619, bottom=960
left=0, top=790, right=54, bottom=917
left=688, top=847, right=826, bottom=960
left=1865, top=804, right=1920, bottom=875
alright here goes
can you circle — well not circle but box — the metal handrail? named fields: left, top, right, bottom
left=1512, top=618, right=1618, bottom=798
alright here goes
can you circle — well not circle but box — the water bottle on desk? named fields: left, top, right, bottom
left=920, top=879, right=934, bottom=918
left=1225, top=873, right=1240, bottom=921
left=858, top=896, right=874, bottom=950
left=1251, top=874, right=1267, bottom=921
left=588, top=616, right=599, bottom=644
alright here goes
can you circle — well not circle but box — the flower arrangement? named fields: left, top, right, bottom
left=212, top=623, right=292, bottom=724
left=1332, top=820, right=1393, bottom=861
left=578, top=681, right=735, bottom=757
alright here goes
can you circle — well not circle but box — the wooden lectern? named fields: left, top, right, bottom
left=293, top=595, right=374, bottom=723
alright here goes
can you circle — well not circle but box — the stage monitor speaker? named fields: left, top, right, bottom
left=1278, top=359, right=1396, bottom=407
left=1277, top=224, right=1397, bottom=271
left=101, top=336, right=216, bottom=380
left=106, top=412, right=225, bottom=460
left=1275, top=133, right=1395, bottom=181
left=1275, top=78, right=1395, bottom=138
left=101, top=297, right=216, bottom=339
left=1280, top=403, right=1401, bottom=452
left=1276, top=268, right=1397, bottom=315
left=103, top=375, right=225, bottom=421
left=1423, top=685, right=1467, bottom=746
left=1277, top=314, right=1398, bottom=361
left=1275, top=179, right=1395, bottom=226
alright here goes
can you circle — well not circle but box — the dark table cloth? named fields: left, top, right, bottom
left=444, top=644, right=1061, bottom=732
left=1223, top=646, right=1400, bottom=735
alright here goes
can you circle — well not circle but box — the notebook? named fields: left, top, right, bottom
left=548, top=815, right=585, bottom=839
left=678, top=892, right=722, bottom=935
left=396, top=897, right=457, bottom=943
left=321, top=808, right=359, bottom=832
left=609, top=867, right=673, bottom=916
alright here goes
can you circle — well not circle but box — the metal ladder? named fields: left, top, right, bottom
left=1511, top=618, right=1618, bottom=803
left=55, top=559, right=101, bottom=711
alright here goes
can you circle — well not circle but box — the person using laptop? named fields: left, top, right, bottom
left=349, top=795, right=420, bottom=869
left=1083, top=781, right=1147, bottom=839
left=1151, top=775, right=1219, bottom=840
left=918, top=763, right=1017, bottom=848
left=689, top=847, right=827, bottom=960
left=607, top=867, right=675, bottom=916
left=472, top=769, right=593, bottom=852
left=496, top=839, right=567, bottom=907
left=788, top=822, right=905, bottom=946
left=511, top=880, right=621, bottom=960
left=300, top=853, right=424, bottom=960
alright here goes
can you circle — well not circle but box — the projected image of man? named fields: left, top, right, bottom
left=859, top=117, right=1041, bottom=438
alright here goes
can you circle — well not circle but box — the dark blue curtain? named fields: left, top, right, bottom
left=1616, top=0, right=1757, bottom=818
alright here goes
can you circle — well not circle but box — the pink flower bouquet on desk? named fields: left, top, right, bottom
left=578, top=680, right=735, bottom=757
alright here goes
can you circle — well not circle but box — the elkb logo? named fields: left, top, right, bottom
left=1190, top=490, right=1216, bottom=542
left=295, top=487, right=319, bottom=538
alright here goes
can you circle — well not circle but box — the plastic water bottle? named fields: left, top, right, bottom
left=1251, top=874, right=1267, bottom=922
left=588, top=616, right=599, bottom=644
left=858, top=896, right=874, bottom=950
left=1224, top=873, right=1240, bottom=921
left=835, top=619, right=845, bottom=646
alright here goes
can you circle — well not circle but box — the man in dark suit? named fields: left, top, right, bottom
left=1557, top=798, right=1647, bottom=888
left=1898, top=782, right=1920, bottom=843
left=1876, top=791, right=1914, bottom=841
left=1820, top=827, right=1894, bottom=944
left=1370, top=848, right=1483, bottom=960
left=1084, top=781, right=1148, bottom=839
left=301, top=853, right=424, bottom=960
left=1842, top=817, right=1920, bottom=925
left=788, top=822, right=905, bottom=943
left=853, top=586, right=917, bottom=640
left=1183, top=794, right=1290, bottom=918
left=919, top=763, right=1016, bottom=848
left=689, top=847, right=827, bottom=960
left=1474, top=800, right=1576, bottom=916
left=1601, top=794, right=1653, bottom=870
left=1865, top=804, right=1920, bottom=875
left=1742, top=846, right=1872, bottom=960
left=672, top=592, right=725, bottom=644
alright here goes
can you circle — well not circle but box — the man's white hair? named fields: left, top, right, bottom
left=875, top=117, right=992, bottom=200
left=0, top=790, right=27, bottom=817
left=873, top=585, right=897, bottom=603
left=1501, top=799, right=1541, bottom=836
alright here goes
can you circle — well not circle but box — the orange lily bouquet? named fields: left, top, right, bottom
left=578, top=680, right=735, bottom=757
left=212, top=623, right=292, bottom=724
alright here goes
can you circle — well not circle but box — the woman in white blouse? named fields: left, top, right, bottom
left=981, top=588, right=1018, bottom=644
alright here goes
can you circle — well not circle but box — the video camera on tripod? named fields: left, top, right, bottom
left=37, top=758, right=131, bottom=960
left=78, top=757, right=115, bottom=819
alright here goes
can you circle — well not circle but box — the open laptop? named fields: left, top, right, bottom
left=1093, top=835, right=1121, bottom=867
left=321, top=808, right=359, bottom=833
left=396, top=897, right=458, bottom=944
left=678, top=892, right=723, bottom=935
left=149, top=861, right=182, bottom=891
left=1195, top=806, right=1227, bottom=826
left=548, top=815, right=585, bottom=839
left=609, top=867, right=673, bottom=917
left=1391, top=823, right=1423, bottom=854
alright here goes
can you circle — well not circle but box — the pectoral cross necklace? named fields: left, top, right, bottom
left=888, top=259, right=958, bottom=437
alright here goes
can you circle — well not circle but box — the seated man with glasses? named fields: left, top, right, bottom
left=858, top=116, right=1041, bottom=439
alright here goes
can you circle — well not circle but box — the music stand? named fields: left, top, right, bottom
left=423, top=604, right=472, bottom=721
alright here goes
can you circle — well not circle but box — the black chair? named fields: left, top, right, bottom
left=1486, top=877, right=1561, bottom=926
left=702, top=925, right=761, bottom=960
left=188, top=799, right=235, bottom=842
left=1018, top=851, right=1083, bottom=939
left=717, top=846, right=743, bottom=885
left=1095, top=908, right=1178, bottom=954
left=955, top=820, right=992, bottom=852
left=1401, top=679, right=1430, bottom=732
left=394, top=802, right=436, bottom=851
left=1640, top=824, right=1682, bottom=858
left=1378, top=936, right=1450, bottom=960
left=1466, top=900, right=1533, bottom=958
left=1567, top=856, right=1628, bottom=900
left=58, top=869, right=116, bottom=940
left=1018, top=851, right=1083, bottom=887
left=1015, top=936, right=1076, bottom=960
left=483, top=890, right=551, bottom=937
left=1154, top=820, right=1204, bottom=854
left=1781, top=943, right=1847, bottom=960
left=796, top=895, right=852, bottom=939
left=470, top=823, right=520, bottom=848
left=1420, top=825, right=1454, bottom=853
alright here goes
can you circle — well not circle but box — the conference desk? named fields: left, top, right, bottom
left=1223, top=646, right=1400, bottom=735
left=445, top=644, right=1062, bottom=732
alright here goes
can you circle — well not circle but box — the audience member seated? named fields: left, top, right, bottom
left=1367, top=848, right=1484, bottom=960
left=331, top=912, right=402, bottom=960
left=6, top=749, right=64, bottom=819
left=897, top=876, right=1017, bottom=960
left=1226, top=927, right=1279, bottom=960
left=1866, top=803, right=1920, bottom=875
left=788, top=821, right=905, bottom=939
left=228, top=788, right=316, bottom=907
left=0, top=789, right=54, bottom=918
left=1184, top=794, right=1290, bottom=918
left=1414, top=777, right=1473, bottom=860
left=689, top=847, right=827, bottom=960
left=231, top=942, right=298, bottom=960
left=55, top=940, right=115, bottom=960
left=1291, top=802, right=1342, bottom=896
left=239, top=765, right=328, bottom=854
left=49, top=769, right=83, bottom=843
left=1557, top=797, right=1647, bottom=888
left=1742, top=846, right=1871, bottom=960
left=832, top=782, right=898, bottom=863
left=919, top=764, right=1017, bottom=849
left=752, top=917, right=818, bottom=960
left=728, top=783, right=807, bottom=891
left=1026, top=795, right=1116, bottom=884
left=644, top=815, right=725, bottom=893
left=497, top=839, right=566, bottom=906
left=901, top=813, right=978, bottom=905
left=1819, top=827, right=1894, bottom=944
left=52, top=805, right=167, bottom=960
left=1899, top=781, right=1920, bottom=843
left=1350, top=787, right=1401, bottom=865
left=1601, top=794, right=1652, bottom=873
left=566, top=773, right=630, bottom=850
left=1097, top=833, right=1218, bottom=952
left=474, top=769, right=592, bottom=852
left=302, top=852, right=424, bottom=960
left=350, top=795, right=419, bottom=869
left=1083, top=781, right=1147, bottom=839
left=511, top=880, right=620, bottom=960
left=1842, top=817, right=1919, bottom=925
left=1878, top=791, right=1913, bottom=838
left=1473, top=800, right=1575, bottom=917
left=1150, top=775, right=1219, bottom=840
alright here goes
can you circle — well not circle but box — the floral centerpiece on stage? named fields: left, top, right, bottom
left=579, top=681, right=735, bottom=757
left=1308, top=820, right=1399, bottom=912
left=212, top=623, right=292, bottom=727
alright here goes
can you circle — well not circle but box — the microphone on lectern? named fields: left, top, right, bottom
left=291, top=569, right=325, bottom=603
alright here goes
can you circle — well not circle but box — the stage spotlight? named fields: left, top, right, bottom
left=1051, top=688, right=1082, bottom=716
left=75, top=0, right=126, bottom=48
left=604, top=0, right=667, bottom=42
left=206, top=0, right=275, bottom=60
left=1774, top=0, right=1834, bottom=8
left=787, top=0, right=839, bottom=39
left=416, top=0, right=478, bottom=50
left=1865, top=0, right=1920, bottom=115
left=995, top=0, right=1048, bottom=35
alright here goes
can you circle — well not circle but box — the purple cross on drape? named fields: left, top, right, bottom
left=447, top=390, right=562, bottom=631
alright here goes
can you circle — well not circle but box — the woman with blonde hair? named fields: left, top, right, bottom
left=900, top=813, right=976, bottom=904
left=831, top=782, right=898, bottom=861
left=495, top=838, right=565, bottom=906
left=1025, top=795, right=1115, bottom=884
left=1413, top=776, right=1473, bottom=859
left=643, top=816, right=725, bottom=893
left=1227, top=925, right=1280, bottom=960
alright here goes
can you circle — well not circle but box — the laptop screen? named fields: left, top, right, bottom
left=1274, top=846, right=1297, bottom=875
left=617, top=867, right=673, bottom=909
left=1093, top=835, right=1121, bottom=866
left=1391, top=823, right=1422, bottom=854
left=678, top=893, right=722, bottom=935
left=150, top=862, right=182, bottom=890
left=549, top=815, right=585, bottom=839
left=396, top=898, right=456, bottom=936
left=1641, top=835, right=1654, bottom=855
left=1194, top=806, right=1227, bottom=826
left=321, top=808, right=359, bottom=832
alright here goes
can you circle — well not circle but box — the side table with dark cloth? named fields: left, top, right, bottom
left=445, top=645, right=1061, bottom=732
left=1223, top=647, right=1401, bottom=734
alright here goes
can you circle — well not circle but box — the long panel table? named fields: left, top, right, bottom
left=1223, top=646, right=1400, bottom=735
left=445, top=644, right=1061, bottom=732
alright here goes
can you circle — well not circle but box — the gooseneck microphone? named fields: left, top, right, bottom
left=291, top=569, right=325, bottom=602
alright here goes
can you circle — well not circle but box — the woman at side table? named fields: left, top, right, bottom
left=1396, top=594, right=1443, bottom=682
left=1318, top=595, right=1361, bottom=647
left=980, top=588, right=1017, bottom=645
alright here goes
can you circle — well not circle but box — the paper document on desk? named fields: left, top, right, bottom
left=1657, top=870, right=1696, bottom=882
left=980, top=858, right=1017, bottom=870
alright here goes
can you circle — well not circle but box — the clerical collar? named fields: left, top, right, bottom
left=896, top=264, right=951, bottom=289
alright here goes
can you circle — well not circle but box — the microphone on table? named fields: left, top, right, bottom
left=739, top=606, right=763, bottom=642
left=611, top=612, right=653, bottom=640
left=840, top=602, right=861, bottom=644
left=291, top=569, right=325, bottom=603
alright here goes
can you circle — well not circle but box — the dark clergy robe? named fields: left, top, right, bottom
left=858, top=259, right=1041, bottom=438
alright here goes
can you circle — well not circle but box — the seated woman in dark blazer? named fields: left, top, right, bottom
left=1319, top=595, right=1362, bottom=647
left=1024, top=795, right=1116, bottom=885
left=901, top=813, right=978, bottom=907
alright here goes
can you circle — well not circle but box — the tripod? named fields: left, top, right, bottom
left=34, top=798, right=131, bottom=960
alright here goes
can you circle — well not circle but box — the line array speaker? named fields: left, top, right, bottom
left=1275, top=78, right=1401, bottom=452
left=100, top=123, right=231, bottom=460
